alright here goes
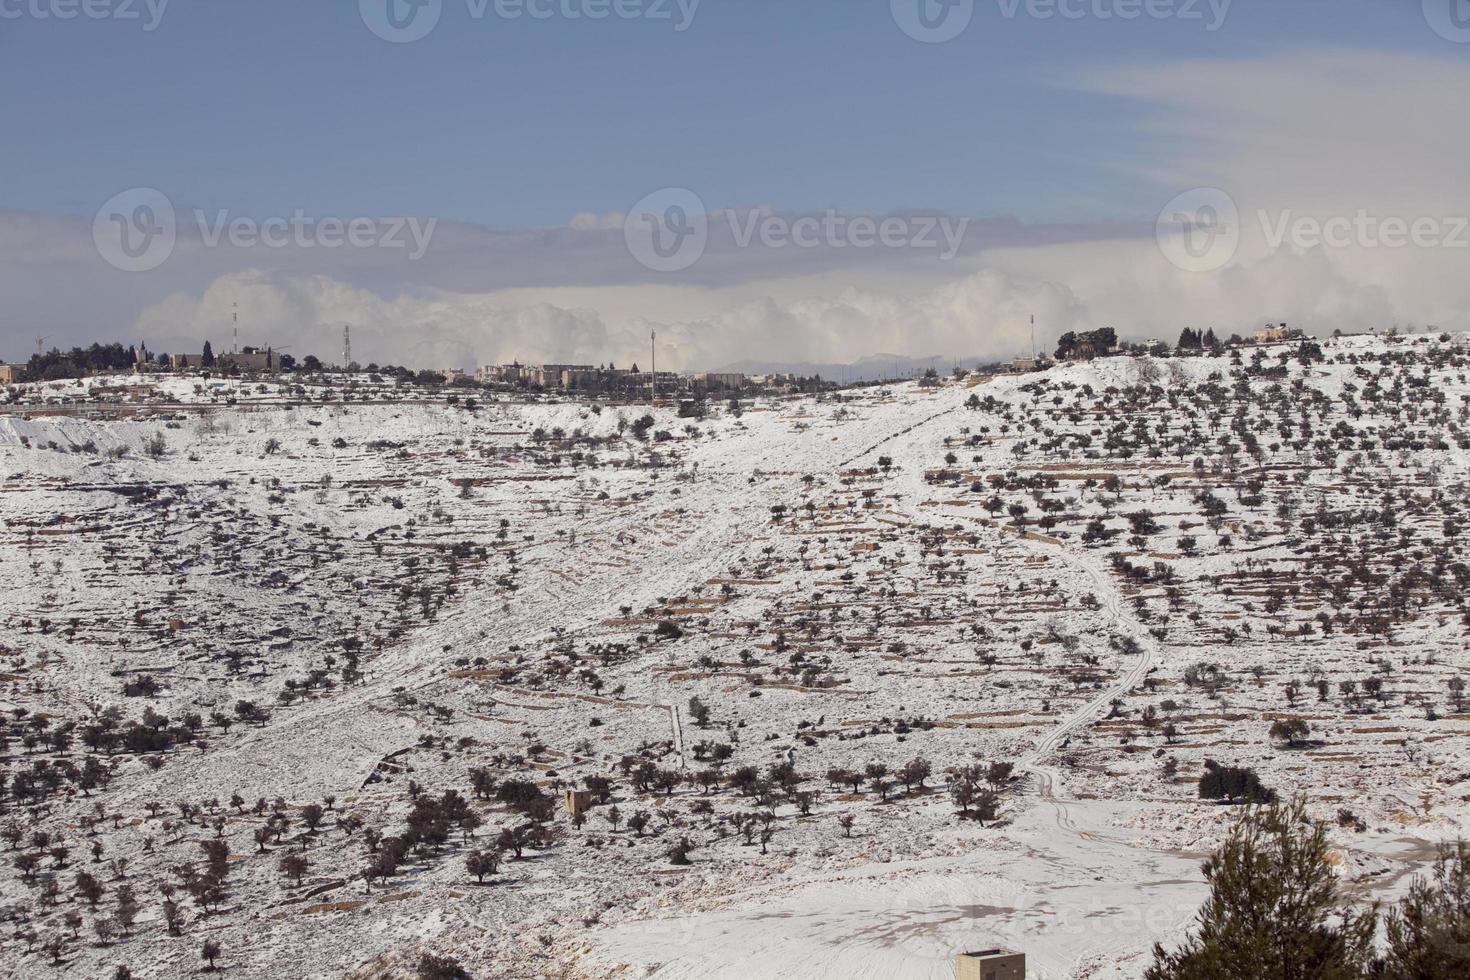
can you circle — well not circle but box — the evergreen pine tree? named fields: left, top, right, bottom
left=1377, top=842, right=1470, bottom=979
left=1146, top=798, right=1376, bottom=980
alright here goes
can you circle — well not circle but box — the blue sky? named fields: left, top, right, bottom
left=2, top=1, right=1468, bottom=368
left=2, top=0, right=1450, bottom=227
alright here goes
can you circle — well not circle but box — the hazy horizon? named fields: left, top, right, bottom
left=5, top=2, right=1469, bottom=370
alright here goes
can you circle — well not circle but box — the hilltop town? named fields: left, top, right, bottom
left=1, top=322, right=1305, bottom=397
left=0, top=328, right=1467, bottom=978
left=3, top=338, right=820, bottom=400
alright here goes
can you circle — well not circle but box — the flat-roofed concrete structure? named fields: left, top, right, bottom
left=564, top=789, right=594, bottom=818
left=955, top=948, right=1025, bottom=980
left=217, top=348, right=276, bottom=372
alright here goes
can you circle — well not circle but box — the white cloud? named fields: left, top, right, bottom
left=1068, top=45, right=1470, bottom=336
left=128, top=266, right=1084, bottom=370
left=568, top=211, right=626, bottom=231
left=1075, top=47, right=1470, bottom=217
left=9, top=46, right=1470, bottom=368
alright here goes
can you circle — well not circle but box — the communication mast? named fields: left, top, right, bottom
left=343, top=324, right=352, bottom=368
left=650, top=329, right=656, bottom=404
left=232, top=303, right=239, bottom=354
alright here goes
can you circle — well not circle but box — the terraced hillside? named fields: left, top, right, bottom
left=0, top=338, right=1466, bottom=979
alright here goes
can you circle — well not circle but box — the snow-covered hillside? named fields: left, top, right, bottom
left=0, top=336, right=1466, bottom=979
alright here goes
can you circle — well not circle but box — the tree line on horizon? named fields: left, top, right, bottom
left=10, top=342, right=471, bottom=386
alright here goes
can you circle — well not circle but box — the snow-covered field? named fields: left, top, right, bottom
left=0, top=336, right=1465, bottom=978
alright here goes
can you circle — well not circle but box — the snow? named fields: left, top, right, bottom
left=0, top=337, right=1465, bottom=978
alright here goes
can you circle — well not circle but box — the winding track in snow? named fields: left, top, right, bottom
left=841, top=384, right=1172, bottom=976
left=837, top=387, right=1160, bottom=822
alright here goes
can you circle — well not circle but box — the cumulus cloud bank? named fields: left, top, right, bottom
left=5, top=46, right=1467, bottom=369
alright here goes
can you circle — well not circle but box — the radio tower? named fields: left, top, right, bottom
left=650, top=329, right=656, bottom=404
left=232, top=303, right=240, bottom=354
left=343, top=325, right=352, bottom=369
left=1030, top=313, right=1036, bottom=360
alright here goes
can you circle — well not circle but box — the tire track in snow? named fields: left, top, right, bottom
left=879, top=387, right=1171, bottom=977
